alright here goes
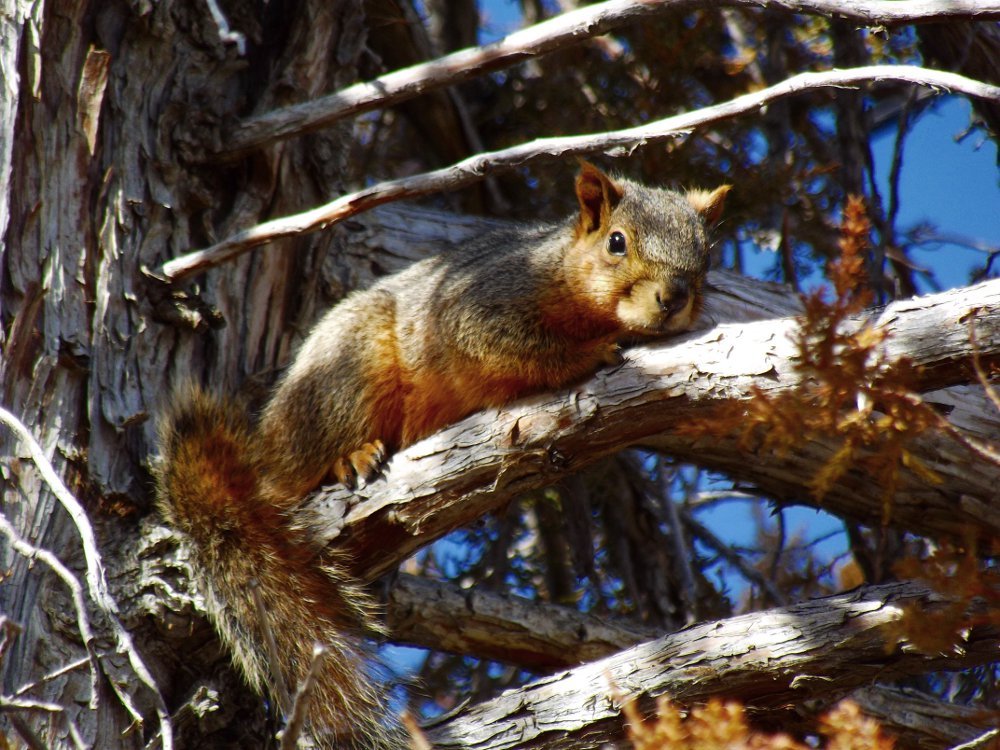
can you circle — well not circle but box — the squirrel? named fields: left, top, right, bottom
left=154, top=162, right=728, bottom=748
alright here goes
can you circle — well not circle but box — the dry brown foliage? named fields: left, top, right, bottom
left=683, top=196, right=945, bottom=524
left=683, top=198, right=1000, bottom=655
left=889, top=540, right=1000, bottom=656
left=621, top=695, right=894, bottom=750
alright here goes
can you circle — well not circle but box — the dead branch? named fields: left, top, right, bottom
left=278, top=645, right=327, bottom=750
left=0, top=513, right=101, bottom=709
left=162, top=65, right=1000, bottom=281
left=387, top=575, right=992, bottom=750
left=949, top=730, right=1000, bottom=750
left=219, top=0, right=1000, bottom=159
left=386, top=577, right=995, bottom=749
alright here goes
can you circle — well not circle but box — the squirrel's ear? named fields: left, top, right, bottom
left=686, top=184, right=731, bottom=226
left=575, top=160, right=624, bottom=235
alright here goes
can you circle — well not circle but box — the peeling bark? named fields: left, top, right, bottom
left=389, top=576, right=998, bottom=749
left=421, top=581, right=999, bottom=749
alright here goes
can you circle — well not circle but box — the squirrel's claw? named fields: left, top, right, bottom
left=334, top=439, right=388, bottom=489
left=599, top=342, right=624, bottom=367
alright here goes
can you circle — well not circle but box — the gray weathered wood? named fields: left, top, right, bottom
left=422, top=581, right=999, bottom=749
left=220, top=0, right=1000, bottom=160
left=389, top=576, right=997, bottom=749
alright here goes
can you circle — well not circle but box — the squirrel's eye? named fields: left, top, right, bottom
left=607, top=231, right=627, bottom=256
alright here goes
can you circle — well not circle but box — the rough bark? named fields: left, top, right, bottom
left=389, top=576, right=997, bottom=749
left=853, top=686, right=1000, bottom=749
left=10, top=183, right=996, bottom=744
left=420, top=581, right=999, bottom=749
left=388, top=573, right=661, bottom=670
left=0, top=0, right=366, bottom=745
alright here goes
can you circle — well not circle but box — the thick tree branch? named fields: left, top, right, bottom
left=418, top=580, right=998, bottom=749
left=162, top=66, right=1000, bottom=281
left=219, top=0, right=1000, bottom=160
left=853, top=686, right=1000, bottom=749
left=296, top=277, right=1000, bottom=582
left=387, top=577, right=997, bottom=749
left=388, top=574, right=658, bottom=670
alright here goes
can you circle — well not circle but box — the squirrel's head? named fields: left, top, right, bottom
left=569, top=161, right=729, bottom=336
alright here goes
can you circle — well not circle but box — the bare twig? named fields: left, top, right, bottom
left=162, top=66, right=1000, bottom=281
left=250, top=579, right=293, bottom=716
left=278, top=644, right=327, bottom=750
left=681, top=507, right=789, bottom=606
left=654, top=460, right=699, bottom=624
left=0, top=512, right=102, bottom=709
left=14, top=658, right=91, bottom=697
left=219, top=0, right=1000, bottom=158
left=203, top=0, right=246, bottom=55
left=684, top=489, right=762, bottom=509
left=903, top=389, right=1000, bottom=466
left=0, top=407, right=174, bottom=750
left=950, top=729, right=1000, bottom=750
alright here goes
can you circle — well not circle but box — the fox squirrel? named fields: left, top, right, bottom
left=154, top=162, right=728, bottom=748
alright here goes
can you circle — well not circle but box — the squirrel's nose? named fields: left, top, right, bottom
left=656, top=280, right=690, bottom=318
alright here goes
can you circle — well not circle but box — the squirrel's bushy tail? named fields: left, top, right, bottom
left=154, top=385, right=396, bottom=749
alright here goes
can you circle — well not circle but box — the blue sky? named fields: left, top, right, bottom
left=871, top=97, right=998, bottom=290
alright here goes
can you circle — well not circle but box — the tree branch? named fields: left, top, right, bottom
left=0, top=513, right=101, bottom=711
left=419, top=580, right=998, bottom=749
left=853, top=686, right=1000, bottom=749
left=388, top=574, right=658, bottom=670
left=162, top=65, right=1000, bottom=281
left=218, top=0, right=1000, bottom=160
left=295, top=277, right=1000, bottom=582
left=386, top=577, right=997, bottom=748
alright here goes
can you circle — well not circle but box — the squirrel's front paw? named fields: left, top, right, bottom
left=332, top=439, right=387, bottom=489
left=599, top=343, right=624, bottom=367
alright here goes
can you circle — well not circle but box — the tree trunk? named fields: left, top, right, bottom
left=1, top=0, right=368, bottom=744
